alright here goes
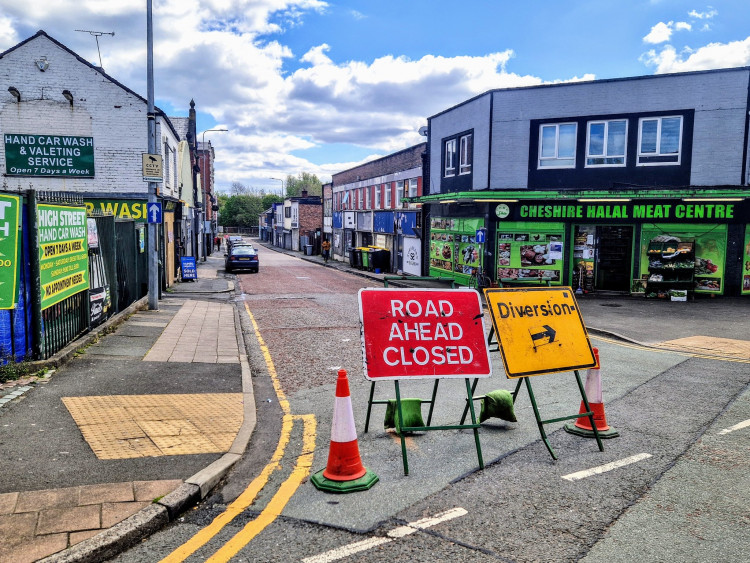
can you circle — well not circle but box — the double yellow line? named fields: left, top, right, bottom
left=161, top=302, right=317, bottom=562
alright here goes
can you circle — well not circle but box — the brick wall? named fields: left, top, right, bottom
left=0, top=32, right=180, bottom=199
left=333, top=143, right=426, bottom=186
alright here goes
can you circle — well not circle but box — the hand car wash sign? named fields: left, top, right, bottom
left=4, top=134, right=94, bottom=177
left=358, top=288, right=492, bottom=380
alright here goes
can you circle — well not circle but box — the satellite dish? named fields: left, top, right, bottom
left=418, top=126, right=428, bottom=137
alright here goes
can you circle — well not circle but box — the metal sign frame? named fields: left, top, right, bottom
left=358, top=286, right=493, bottom=475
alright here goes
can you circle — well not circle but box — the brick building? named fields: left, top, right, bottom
left=331, top=143, right=426, bottom=274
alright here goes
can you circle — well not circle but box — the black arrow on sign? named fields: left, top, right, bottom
left=531, top=325, right=556, bottom=343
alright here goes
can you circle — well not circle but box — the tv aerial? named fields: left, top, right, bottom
left=75, top=29, right=115, bottom=70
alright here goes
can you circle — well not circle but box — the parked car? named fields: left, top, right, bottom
left=225, top=245, right=259, bottom=273
left=227, top=235, right=244, bottom=250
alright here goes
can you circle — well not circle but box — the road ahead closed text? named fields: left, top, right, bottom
left=359, top=288, right=492, bottom=380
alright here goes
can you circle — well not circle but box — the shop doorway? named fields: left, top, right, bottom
left=595, top=225, right=633, bottom=291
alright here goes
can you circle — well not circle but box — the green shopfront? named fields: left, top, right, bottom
left=420, top=193, right=750, bottom=298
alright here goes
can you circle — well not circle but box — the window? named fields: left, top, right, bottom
left=638, top=116, right=682, bottom=165
left=365, top=186, right=370, bottom=209
left=407, top=179, right=418, bottom=197
left=586, top=120, right=627, bottom=166
left=539, top=123, right=577, bottom=168
left=359, top=188, right=364, bottom=209
left=396, top=181, right=404, bottom=207
left=375, top=185, right=381, bottom=209
left=284, top=206, right=291, bottom=218
left=459, top=134, right=472, bottom=174
left=385, top=183, right=392, bottom=208
left=444, top=138, right=457, bottom=177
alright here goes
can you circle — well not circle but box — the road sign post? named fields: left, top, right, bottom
left=483, top=286, right=604, bottom=459
left=358, top=288, right=492, bottom=474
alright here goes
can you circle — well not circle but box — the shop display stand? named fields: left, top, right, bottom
left=645, top=241, right=695, bottom=300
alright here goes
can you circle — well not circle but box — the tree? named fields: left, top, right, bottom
left=230, top=182, right=249, bottom=195
left=285, top=172, right=322, bottom=197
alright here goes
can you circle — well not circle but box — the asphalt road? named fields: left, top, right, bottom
left=113, top=246, right=750, bottom=563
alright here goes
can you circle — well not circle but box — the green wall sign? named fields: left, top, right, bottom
left=4, top=134, right=94, bottom=177
left=0, top=194, right=21, bottom=310
left=38, top=204, right=89, bottom=310
left=497, top=200, right=748, bottom=224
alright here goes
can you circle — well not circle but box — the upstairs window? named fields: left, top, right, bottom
left=638, top=116, right=682, bottom=165
left=539, top=123, right=576, bottom=168
left=459, top=133, right=472, bottom=174
left=365, top=186, right=370, bottom=209
left=407, top=178, right=418, bottom=197
left=586, top=120, right=627, bottom=166
left=375, top=185, right=381, bottom=209
left=444, top=138, right=457, bottom=177
left=396, top=181, right=404, bottom=207
left=385, top=183, right=392, bottom=207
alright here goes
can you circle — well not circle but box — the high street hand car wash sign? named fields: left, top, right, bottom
left=358, top=288, right=492, bottom=380
left=4, top=134, right=95, bottom=177
left=38, top=204, right=89, bottom=310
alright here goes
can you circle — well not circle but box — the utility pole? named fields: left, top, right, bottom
left=146, top=0, right=158, bottom=310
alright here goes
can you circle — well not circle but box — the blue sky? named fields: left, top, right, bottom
left=2, top=1, right=750, bottom=193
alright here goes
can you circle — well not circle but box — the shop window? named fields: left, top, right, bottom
left=538, top=123, right=576, bottom=168
left=586, top=120, right=627, bottom=166
left=637, top=116, right=682, bottom=165
left=444, top=138, right=457, bottom=177
left=459, top=133, right=472, bottom=175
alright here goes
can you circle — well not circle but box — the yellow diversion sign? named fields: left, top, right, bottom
left=484, top=287, right=596, bottom=378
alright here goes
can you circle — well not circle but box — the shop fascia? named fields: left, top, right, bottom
left=406, top=190, right=747, bottom=224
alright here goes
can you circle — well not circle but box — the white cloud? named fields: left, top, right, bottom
left=640, top=37, right=750, bottom=73
left=688, top=8, right=718, bottom=19
left=643, top=21, right=691, bottom=44
left=0, top=0, right=583, bottom=189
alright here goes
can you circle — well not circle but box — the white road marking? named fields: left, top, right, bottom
left=718, top=419, right=750, bottom=435
left=302, top=507, right=467, bottom=563
left=562, top=453, right=652, bottom=481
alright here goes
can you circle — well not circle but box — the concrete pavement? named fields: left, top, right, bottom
left=0, top=248, right=255, bottom=563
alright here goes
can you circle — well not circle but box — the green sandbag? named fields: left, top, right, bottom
left=479, top=389, right=517, bottom=423
left=384, top=399, right=425, bottom=434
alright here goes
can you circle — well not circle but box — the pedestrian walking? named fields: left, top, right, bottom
left=321, top=239, right=331, bottom=263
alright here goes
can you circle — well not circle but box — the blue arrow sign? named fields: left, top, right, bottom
left=475, top=229, right=486, bottom=244
left=147, top=202, right=163, bottom=224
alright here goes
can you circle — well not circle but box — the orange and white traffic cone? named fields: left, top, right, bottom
left=564, top=348, right=619, bottom=439
left=311, top=369, right=379, bottom=493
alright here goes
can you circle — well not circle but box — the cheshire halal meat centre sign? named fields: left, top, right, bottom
left=4, top=134, right=95, bottom=177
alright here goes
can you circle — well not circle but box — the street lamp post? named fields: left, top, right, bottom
left=146, top=0, right=158, bottom=310
left=270, top=177, right=284, bottom=196
left=198, top=128, right=227, bottom=261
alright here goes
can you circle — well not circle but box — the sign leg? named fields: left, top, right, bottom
left=524, top=377, right=558, bottom=460
left=465, top=378, right=484, bottom=469
left=459, top=378, right=480, bottom=425
left=364, top=381, right=376, bottom=433
left=394, top=381, right=409, bottom=475
left=426, top=380, right=440, bottom=426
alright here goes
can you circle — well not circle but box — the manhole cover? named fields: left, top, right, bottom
left=599, top=303, right=623, bottom=307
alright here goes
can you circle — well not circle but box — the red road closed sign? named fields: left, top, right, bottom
left=358, top=288, right=492, bottom=380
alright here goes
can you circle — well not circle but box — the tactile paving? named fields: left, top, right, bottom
left=659, top=336, right=750, bottom=359
left=62, top=394, right=243, bottom=459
